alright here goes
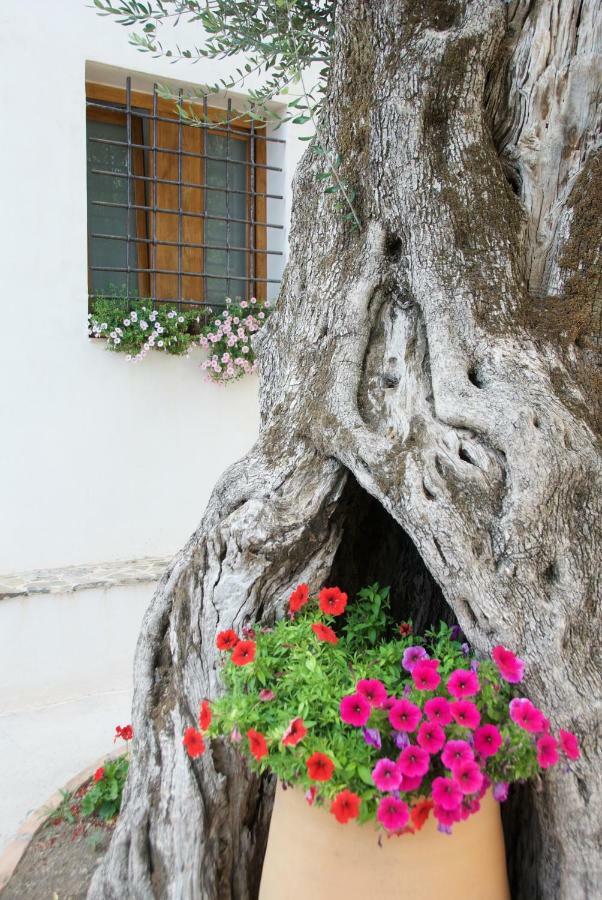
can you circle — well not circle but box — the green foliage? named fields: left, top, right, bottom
left=89, top=295, right=202, bottom=359
left=92, top=1, right=361, bottom=228
left=92, top=1, right=335, bottom=122
left=48, top=789, right=78, bottom=825
left=342, top=583, right=392, bottom=648
left=81, top=756, right=129, bottom=821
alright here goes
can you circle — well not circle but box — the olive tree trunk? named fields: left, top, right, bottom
left=90, top=1, right=602, bottom=897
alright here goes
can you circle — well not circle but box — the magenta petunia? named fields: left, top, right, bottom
left=356, top=678, right=388, bottom=708
left=537, top=734, right=559, bottom=768
left=340, top=692, right=372, bottom=727
left=412, top=658, right=441, bottom=691
left=377, top=796, right=410, bottom=832
left=402, top=645, right=428, bottom=672
left=559, top=729, right=580, bottom=760
left=446, top=668, right=480, bottom=699
left=441, top=739, right=474, bottom=769
left=452, top=760, right=484, bottom=795
left=450, top=700, right=481, bottom=729
left=477, top=775, right=491, bottom=799
left=372, top=758, right=403, bottom=792
left=398, top=744, right=430, bottom=779
left=434, top=804, right=462, bottom=828
left=417, top=720, right=446, bottom=754
left=399, top=772, right=424, bottom=792
left=424, top=696, right=453, bottom=726
left=389, top=698, right=422, bottom=733
left=432, top=776, right=463, bottom=812
left=509, top=698, right=545, bottom=734
left=474, top=724, right=502, bottom=758
left=491, top=645, right=525, bottom=683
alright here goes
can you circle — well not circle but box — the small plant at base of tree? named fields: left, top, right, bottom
left=81, top=725, right=133, bottom=821
left=182, top=585, right=581, bottom=834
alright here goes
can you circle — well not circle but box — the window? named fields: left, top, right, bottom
left=86, top=80, right=284, bottom=309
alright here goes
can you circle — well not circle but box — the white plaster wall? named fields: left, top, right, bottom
left=0, top=1, right=308, bottom=573
left=0, top=582, right=154, bottom=715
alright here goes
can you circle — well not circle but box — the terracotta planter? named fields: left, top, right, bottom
left=260, top=783, right=510, bottom=900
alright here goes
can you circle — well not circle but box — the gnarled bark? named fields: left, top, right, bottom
left=90, top=1, right=602, bottom=898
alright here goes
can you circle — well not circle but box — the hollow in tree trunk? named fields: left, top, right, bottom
left=90, top=1, right=602, bottom=897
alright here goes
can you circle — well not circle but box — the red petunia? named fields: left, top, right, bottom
left=183, top=727, right=205, bottom=758
left=114, top=724, right=133, bottom=743
left=289, top=583, right=310, bottom=614
left=330, top=789, right=361, bottom=824
left=231, top=640, right=256, bottom=666
left=93, top=767, right=105, bottom=783
left=247, top=729, right=268, bottom=761
left=399, top=622, right=413, bottom=637
left=306, top=751, right=335, bottom=781
left=411, top=798, right=433, bottom=831
left=216, top=629, right=239, bottom=651
left=199, top=700, right=212, bottom=731
left=312, top=622, right=338, bottom=644
left=318, top=586, right=348, bottom=616
left=282, top=717, right=308, bottom=746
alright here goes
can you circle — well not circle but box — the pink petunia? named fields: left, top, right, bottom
left=340, top=692, right=372, bottom=727
left=417, top=721, right=446, bottom=754
left=474, top=724, right=502, bottom=758
left=491, top=645, right=525, bottom=683
left=399, top=772, right=424, bottom=792
left=450, top=700, right=481, bottom=729
left=424, top=696, right=453, bottom=725
left=398, top=744, right=430, bottom=778
left=452, top=760, right=484, bottom=795
left=447, top=668, right=480, bottom=698
left=356, top=679, right=388, bottom=708
left=259, top=689, right=275, bottom=702
left=434, top=804, right=462, bottom=828
left=537, top=734, right=559, bottom=768
left=509, top=698, right=545, bottom=734
left=441, top=739, right=474, bottom=769
left=559, top=729, right=580, bottom=761
left=412, top=659, right=441, bottom=691
left=432, top=776, right=463, bottom=812
left=377, top=796, right=410, bottom=832
left=402, top=645, right=428, bottom=672
left=372, top=758, right=403, bottom=792
left=389, top=699, right=422, bottom=733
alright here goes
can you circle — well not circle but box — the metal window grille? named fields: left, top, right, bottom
left=86, top=77, right=285, bottom=311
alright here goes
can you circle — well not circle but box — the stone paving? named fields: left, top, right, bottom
left=0, top=556, right=172, bottom=600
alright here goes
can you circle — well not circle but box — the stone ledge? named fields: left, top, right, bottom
left=0, top=556, right=172, bottom=600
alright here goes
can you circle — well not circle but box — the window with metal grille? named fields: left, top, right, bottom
left=86, top=78, right=285, bottom=310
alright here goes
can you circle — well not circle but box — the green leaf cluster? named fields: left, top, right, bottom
left=81, top=755, right=129, bottom=821
left=89, top=294, right=203, bottom=358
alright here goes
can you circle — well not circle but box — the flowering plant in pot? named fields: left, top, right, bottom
left=182, top=584, right=581, bottom=898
